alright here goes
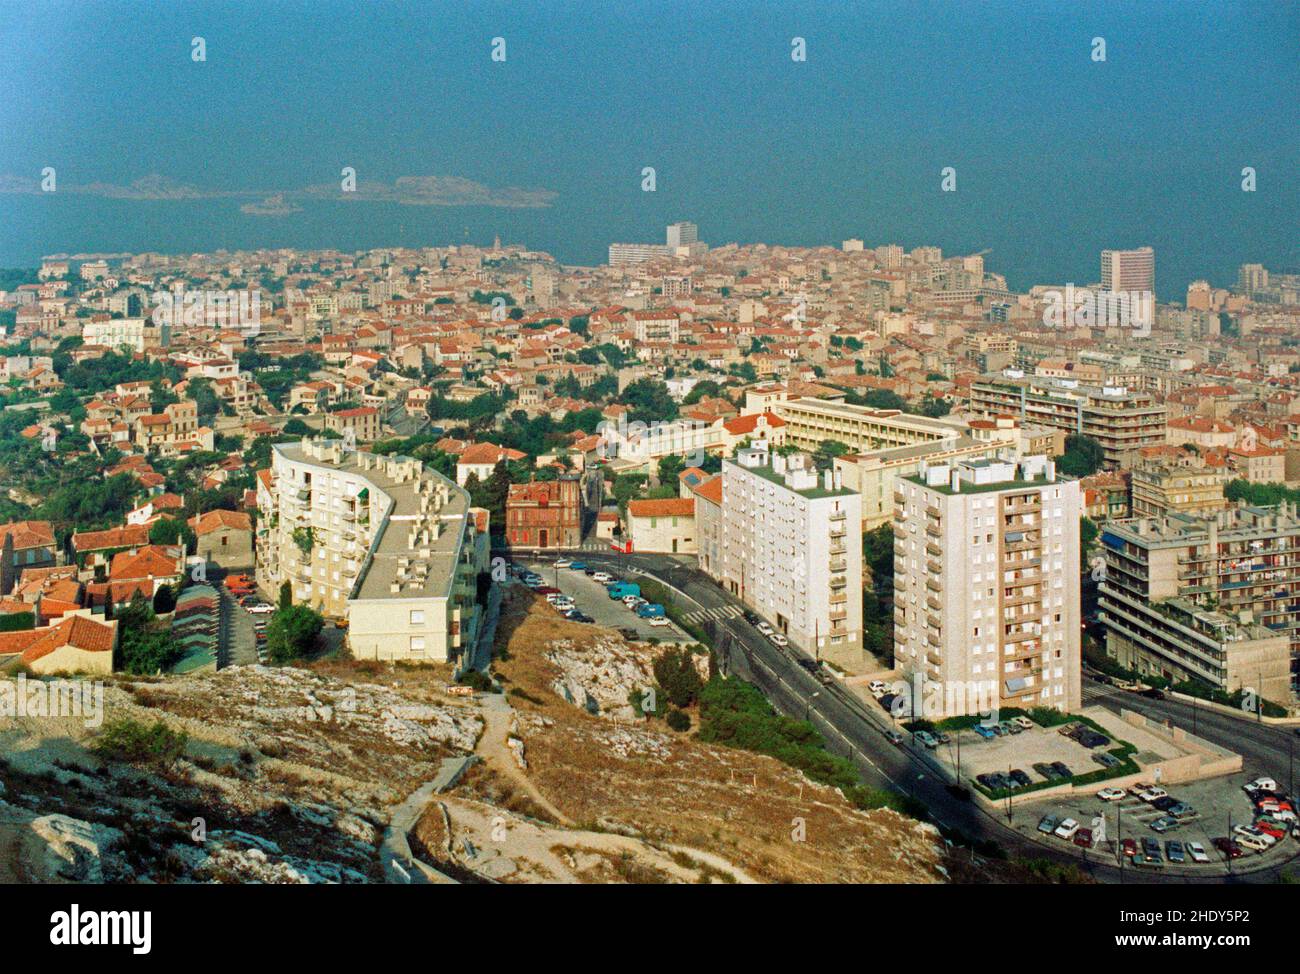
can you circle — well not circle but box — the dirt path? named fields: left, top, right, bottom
left=474, top=694, right=573, bottom=826
left=438, top=796, right=758, bottom=884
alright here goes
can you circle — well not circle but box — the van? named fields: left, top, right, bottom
left=607, top=582, right=640, bottom=600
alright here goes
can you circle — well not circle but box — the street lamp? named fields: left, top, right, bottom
left=805, top=690, right=821, bottom=722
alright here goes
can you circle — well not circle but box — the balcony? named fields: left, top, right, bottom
left=926, top=578, right=943, bottom=593
left=926, top=524, right=942, bottom=539
left=926, top=542, right=942, bottom=557
left=829, top=608, right=848, bottom=622
left=926, top=558, right=942, bottom=574
left=926, top=650, right=942, bottom=667
left=829, top=558, right=847, bottom=573
left=894, top=577, right=908, bottom=592
left=926, top=595, right=941, bottom=611
left=829, top=510, right=846, bottom=523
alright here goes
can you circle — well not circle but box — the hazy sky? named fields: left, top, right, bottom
left=1, top=0, right=1296, bottom=298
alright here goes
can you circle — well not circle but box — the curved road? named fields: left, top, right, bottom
left=553, top=548, right=1300, bottom=885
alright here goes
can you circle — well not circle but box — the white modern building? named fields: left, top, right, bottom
left=893, top=454, right=1082, bottom=717
left=711, top=446, right=864, bottom=668
left=1100, top=246, right=1155, bottom=294
left=256, top=438, right=490, bottom=664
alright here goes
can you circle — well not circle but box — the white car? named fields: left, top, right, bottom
left=647, top=616, right=669, bottom=627
left=621, top=595, right=641, bottom=607
left=1244, top=777, right=1278, bottom=795
left=246, top=603, right=275, bottom=615
left=592, top=572, right=612, bottom=583
left=1012, top=716, right=1034, bottom=730
left=1097, top=788, right=1127, bottom=802
left=756, top=622, right=774, bottom=636
left=1136, top=786, right=1168, bottom=803
left=1235, top=833, right=1270, bottom=853
left=768, top=632, right=789, bottom=647
left=552, top=599, right=575, bottom=611
left=553, top=558, right=572, bottom=568
left=1233, top=825, right=1276, bottom=847
left=1054, top=818, right=1080, bottom=840
left=868, top=680, right=888, bottom=698
left=1185, top=841, right=1211, bottom=863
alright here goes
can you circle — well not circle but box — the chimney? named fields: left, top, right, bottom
left=823, top=470, right=833, bottom=491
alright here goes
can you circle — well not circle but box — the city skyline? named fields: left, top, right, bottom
left=2, top=1, right=1297, bottom=298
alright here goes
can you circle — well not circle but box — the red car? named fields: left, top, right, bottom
left=535, top=586, right=561, bottom=596
left=1121, top=838, right=1137, bottom=858
left=1255, top=820, right=1287, bottom=840
left=1212, top=837, right=1243, bottom=860
left=1074, top=828, right=1093, bottom=849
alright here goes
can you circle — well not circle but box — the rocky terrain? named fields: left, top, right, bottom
left=0, top=662, right=480, bottom=883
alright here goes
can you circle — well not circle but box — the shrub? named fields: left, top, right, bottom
left=91, top=718, right=188, bottom=768
left=666, top=708, right=691, bottom=732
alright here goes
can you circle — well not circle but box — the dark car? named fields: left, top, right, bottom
left=797, top=658, right=820, bottom=675
left=1009, top=769, right=1032, bottom=788
left=1092, top=752, right=1121, bottom=769
left=1151, top=796, right=1180, bottom=812
left=1212, top=837, right=1243, bottom=860
left=1140, top=688, right=1166, bottom=700
left=1074, top=828, right=1094, bottom=849
left=1142, top=837, right=1161, bottom=856
left=1166, top=841, right=1186, bottom=864
left=1050, top=762, right=1072, bottom=778
left=742, top=610, right=760, bottom=625
left=1121, top=838, right=1137, bottom=857
left=1032, top=762, right=1057, bottom=780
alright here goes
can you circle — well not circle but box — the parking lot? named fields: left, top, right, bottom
left=516, top=558, right=693, bottom=643
left=1017, top=770, right=1296, bottom=873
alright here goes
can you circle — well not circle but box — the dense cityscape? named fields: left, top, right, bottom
left=3, top=4, right=1299, bottom=959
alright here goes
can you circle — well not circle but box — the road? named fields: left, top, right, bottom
left=546, top=548, right=1300, bottom=885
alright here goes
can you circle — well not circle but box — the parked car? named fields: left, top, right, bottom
left=1244, top=777, right=1279, bottom=795
left=1132, top=853, right=1164, bottom=869
left=884, top=730, right=904, bottom=746
left=1165, top=840, right=1186, bottom=863
left=568, top=561, right=587, bottom=572
left=1009, top=769, right=1032, bottom=788
left=1186, top=841, right=1211, bottom=863
left=914, top=730, right=938, bottom=750
left=1121, top=838, right=1137, bottom=858
left=591, top=572, right=613, bottom=583
left=1254, top=820, right=1287, bottom=840
left=1149, top=816, right=1180, bottom=834
left=1212, top=837, right=1243, bottom=860
left=1151, top=796, right=1179, bottom=812
left=756, top=622, right=774, bottom=636
left=1054, top=818, right=1080, bottom=840
left=1092, top=752, right=1122, bottom=769
left=973, top=724, right=997, bottom=740
left=1141, top=837, right=1161, bottom=857
left=246, top=603, right=275, bottom=615
left=1012, top=716, right=1034, bottom=730
left=1072, top=828, right=1093, bottom=848
left=1167, top=802, right=1195, bottom=820
left=868, top=680, right=888, bottom=698
left=769, top=633, right=789, bottom=647
left=1097, top=787, right=1127, bottom=802
left=1136, top=786, right=1169, bottom=803
left=742, top=610, right=760, bottom=625
left=1037, top=815, right=1060, bottom=835
left=648, top=616, right=670, bottom=627
left=1050, top=762, right=1072, bottom=779
left=553, top=558, right=572, bottom=568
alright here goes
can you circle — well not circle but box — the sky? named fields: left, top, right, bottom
left=0, top=0, right=1296, bottom=299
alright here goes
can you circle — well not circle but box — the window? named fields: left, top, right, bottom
left=410, top=636, right=426, bottom=653
left=410, top=610, right=425, bottom=625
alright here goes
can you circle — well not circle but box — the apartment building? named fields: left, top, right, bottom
left=134, top=400, right=211, bottom=455
left=834, top=435, right=1006, bottom=530
left=710, top=446, right=863, bottom=669
left=82, top=316, right=169, bottom=354
left=629, top=310, right=680, bottom=344
left=608, top=243, right=671, bottom=266
left=1100, top=246, right=1155, bottom=294
left=1130, top=457, right=1229, bottom=518
left=970, top=372, right=1166, bottom=468
left=256, top=439, right=489, bottom=664
left=626, top=497, right=696, bottom=554
left=1096, top=505, right=1298, bottom=701
left=893, top=455, right=1082, bottom=717
left=325, top=406, right=381, bottom=444
left=773, top=397, right=964, bottom=454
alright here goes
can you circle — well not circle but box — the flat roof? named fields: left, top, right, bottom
left=275, top=441, right=470, bottom=602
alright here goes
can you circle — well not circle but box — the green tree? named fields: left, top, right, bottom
left=1057, top=434, right=1105, bottom=477
left=266, top=604, right=324, bottom=664
left=653, top=647, right=705, bottom=708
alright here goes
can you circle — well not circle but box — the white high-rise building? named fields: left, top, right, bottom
left=609, top=242, right=671, bottom=266
left=1101, top=246, right=1155, bottom=294
left=893, top=454, right=1081, bottom=717
left=712, top=445, right=863, bottom=667
left=666, top=221, right=698, bottom=249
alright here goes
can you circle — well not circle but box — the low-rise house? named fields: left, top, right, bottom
left=0, top=613, right=117, bottom=676
left=626, top=497, right=697, bottom=554
left=188, top=509, right=253, bottom=568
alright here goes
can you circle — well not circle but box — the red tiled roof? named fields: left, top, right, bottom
left=627, top=498, right=695, bottom=518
